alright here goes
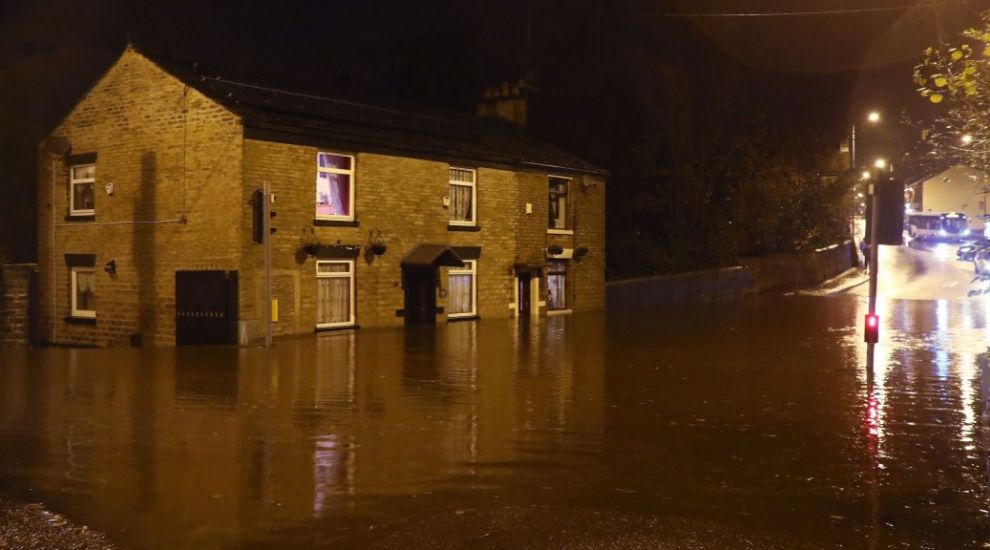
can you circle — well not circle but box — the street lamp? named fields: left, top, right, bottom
left=851, top=111, right=881, bottom=169
left=874, top=158, right=887, bottom=170
left=962, top=134, right=974, bottom=145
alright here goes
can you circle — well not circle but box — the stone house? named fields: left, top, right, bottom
left=37, top=46, right=606, bottom=347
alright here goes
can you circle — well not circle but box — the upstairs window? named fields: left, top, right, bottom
left=315, top=153, right=355, bottom=221
left=449, top=167, right=476, bottom=226
left=70, top=164, right=96, bottom=216
left=548, top=176, right=569, bottom=230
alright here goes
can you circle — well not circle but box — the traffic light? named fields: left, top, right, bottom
left=251, top=188, right=263, bottom=244
left=864, top=176, right=904, bottom=246
left=864, top=313, right=879, bottom=343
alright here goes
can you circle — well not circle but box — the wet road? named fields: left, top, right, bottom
left=2, top=257, right=990, bottom=547
left=849, top=238, right=990, bottom=300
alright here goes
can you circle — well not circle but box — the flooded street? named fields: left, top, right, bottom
left=2, top=294, right=990, bottom=548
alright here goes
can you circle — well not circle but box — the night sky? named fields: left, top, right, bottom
left=3, top=0, right=990, bottom=265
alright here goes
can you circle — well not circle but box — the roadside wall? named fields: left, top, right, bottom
left=0, top=264, right=38, bottom=347
left=606, top=241, right=857, bottom=309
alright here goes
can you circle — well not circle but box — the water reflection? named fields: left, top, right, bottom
left=0, top=299, right=988, bottom=548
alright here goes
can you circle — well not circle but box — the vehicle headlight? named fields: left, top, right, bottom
left=963, top=229, right=971, bottom=236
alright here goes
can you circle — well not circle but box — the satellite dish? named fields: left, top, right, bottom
left=44, top=137, right=71, bottom=155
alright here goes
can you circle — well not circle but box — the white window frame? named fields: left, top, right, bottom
left=447, top=259, right=477, bottom=318
left=315, top=152, right=356, bottom=222
left=70, top=163, right=96, bottom=216
left=315, top=260, right=356, bottom=329
left=70, top=267, right=96, bottom=319
left=448, top=167, right=477, bottom=226
left=547, top=175, right=573, bottom=234
left=546, top=259, right=568, bottom=311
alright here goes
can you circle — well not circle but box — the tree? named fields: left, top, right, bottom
left=913, top=12, right=990, bottom=171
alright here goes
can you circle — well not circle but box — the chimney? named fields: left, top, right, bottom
left=477, top=81, right=528, bottom=127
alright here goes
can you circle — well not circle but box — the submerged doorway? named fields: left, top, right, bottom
left=402, top=266, right=437, bottom=326
left=400, top=244, right=466, bottom=327
left=517, top=273, right=531, bottom=317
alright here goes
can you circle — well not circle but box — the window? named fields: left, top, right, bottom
left=316, top=260, right=355, bottom=328
left=447, top=260, right=476, bottom=318
left=547, top=260, right=567, bottom=310
left=71, top=267, right=96, bottom=318
left=449, top=167, right=476, bottom=226
left=315, top=153, right=355, bottom=221
left=548, top=176, right=569, bottom=230
left=70, top=164, right=96, bottom=216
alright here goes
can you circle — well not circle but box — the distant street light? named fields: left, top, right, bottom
left=962, top=134, right=974, bottom=145
left=874, top=158, right=887, bottom=170
left=862, top=170, right=871, bottom=180
left=851, top=111, right=882, bottom=169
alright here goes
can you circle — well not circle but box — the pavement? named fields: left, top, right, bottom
left=0, top=497, right=115, bottom=549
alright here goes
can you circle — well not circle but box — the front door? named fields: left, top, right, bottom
left=517, top=274, right=531, bottom=317
left=403, top=266, right=437, bottom=326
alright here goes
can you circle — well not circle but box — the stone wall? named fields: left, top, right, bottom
left=37, top=47, right=243, bottom=346
left=0, top=264, right=38, bottom=347
left=606, top=242, right=857, bottom=309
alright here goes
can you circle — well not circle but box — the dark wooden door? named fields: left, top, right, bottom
left=518, top=274, right=531, bottom=317
left=175, top=270, right=239, bottom=345
left=403, top=267, right=436, bottom=326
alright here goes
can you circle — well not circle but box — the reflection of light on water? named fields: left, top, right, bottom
left=312, top=434, right=353, bottom=516
left=937, top=299, right=949, bottom=332
left=957, top=351, right=977, bottom=449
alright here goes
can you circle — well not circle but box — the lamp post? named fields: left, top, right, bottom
left=850, top=111, right=881, bottom=170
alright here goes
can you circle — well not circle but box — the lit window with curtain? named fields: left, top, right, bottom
left=546, top=260, right=567, bottom=310
left=71, top=267, right=96, bottom=318
left=70, top=164, right=96, bottom=216
left=316, top=261, right=355, bottom=328
left=315, top=153, right=355, bottom=220
left=449, top=167, right=476, bottom=225
left=447, top=260, right=476, bottom=318
left=548, top=176, right=569, bottom=229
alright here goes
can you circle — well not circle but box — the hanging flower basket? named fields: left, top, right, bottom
left=547, top=244, right=564, bottom=256
left=370, top=243, right=387, bottom=256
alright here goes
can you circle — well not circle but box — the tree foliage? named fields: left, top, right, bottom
left=913, top=13, right=990, bottom=171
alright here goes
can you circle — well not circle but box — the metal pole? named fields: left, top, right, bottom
left=867, top=178, right=880, bottom=350
left=850, top=124, right=856, bottom=170
left=263, top=181, right=273, bottom=347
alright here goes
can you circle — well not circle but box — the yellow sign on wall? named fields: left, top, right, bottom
left=271, top=299, right=278, bottom=322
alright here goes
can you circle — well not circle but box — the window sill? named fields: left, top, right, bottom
left=448, top=224, right=481, bottom=232
left=315, top=323, right=359, bottom=332
left=547, top=228, right=574, bottom=236
left=65, top=214, right=96, bottom=222
left=546, top=309, right=573, bottom=317
left=447, top=314, right=479, bottom=322
left=64, top=316, right=97, bottom=325
left=314, top=219, right=359, bottom=228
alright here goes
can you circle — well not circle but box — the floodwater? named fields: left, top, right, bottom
left=1, top=295, right=989, bottom=549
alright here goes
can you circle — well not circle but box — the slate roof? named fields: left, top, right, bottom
left=148, top=52, right=606, bottom=176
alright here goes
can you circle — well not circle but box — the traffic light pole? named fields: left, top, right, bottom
left=263, top=180, right=273, bottom=347
left=867, top=180, right=880, bottom=348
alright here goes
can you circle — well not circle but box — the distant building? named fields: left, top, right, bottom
left=908, top=165, right=989, bottom=231
left=37, top=46, right=606, bottom=347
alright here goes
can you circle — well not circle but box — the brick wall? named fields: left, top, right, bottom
left=37, top=47, right=243, bottom=346
left=241, top=139, right=605, bottom=336
left=0, top=264, right=38, bottom=347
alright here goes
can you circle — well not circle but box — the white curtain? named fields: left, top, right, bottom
left=448, top=273, right=473, bottom=314
left=450, top=184, right=472, bottom=221
left=76, top=271, right=95, bottom=310
left=547, top=273, right=566, bottom=310
left=317, top=277, right=350, bottom=324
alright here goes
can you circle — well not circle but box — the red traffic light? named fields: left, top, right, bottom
left=864, top=314, right=879, bottom=343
